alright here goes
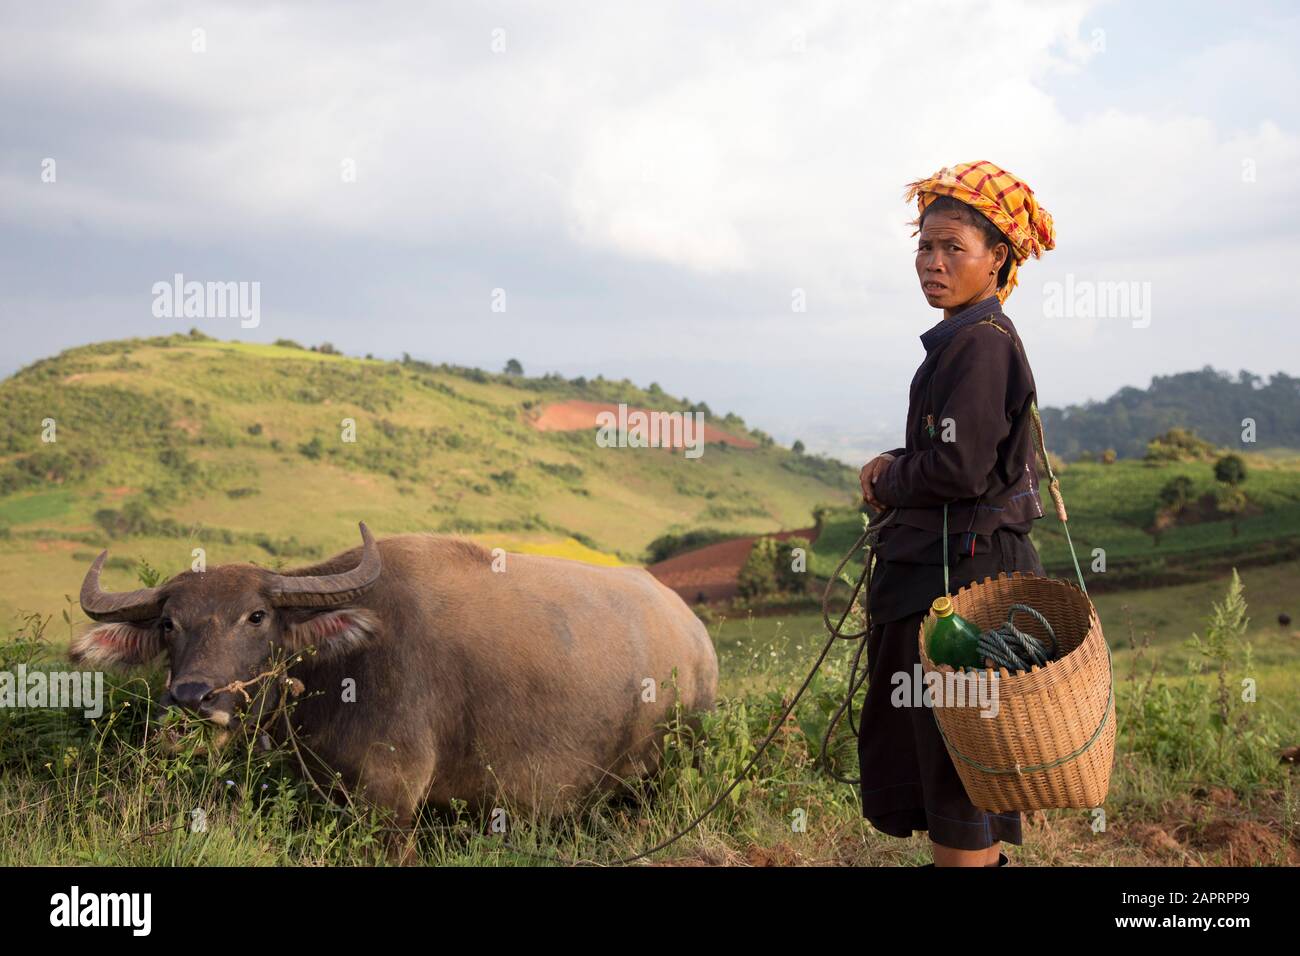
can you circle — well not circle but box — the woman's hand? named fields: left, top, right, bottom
left=859, top=453, right=896, bottom=511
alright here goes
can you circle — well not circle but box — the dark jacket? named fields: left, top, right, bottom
left=866, top=295, right=1047, bottom=625
left=874, top=295, right=1043, bottom=534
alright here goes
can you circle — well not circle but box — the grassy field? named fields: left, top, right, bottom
left=1, top=332, right=1296, bottom=866
left=0, top=561, right=1294, bottom=866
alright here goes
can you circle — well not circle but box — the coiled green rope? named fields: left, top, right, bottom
left=969, top=603, right=1058, bottom=673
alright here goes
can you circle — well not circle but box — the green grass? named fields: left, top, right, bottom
left=808, top=456, right=1300, bottom=592
left=3, top=330, right=1298, bottom=865
left=0, top=565, right=1293, bottom=865
left=0, top=488, right=75, bottom=526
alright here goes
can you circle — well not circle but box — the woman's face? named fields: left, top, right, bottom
left=915, top=212, right=1008, bottom=314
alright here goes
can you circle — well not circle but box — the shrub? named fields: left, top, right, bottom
left=1144, top=427, right=1217, bottom=462
left=1213, top=454, right=1247, bottom=486
left=1158, top=475, right=1195, bottom=510
left=737, top=538, right=780, bottom=599
left=646, top=528, right=733, bottom=564
left=738, top=536, right=811, bottom=599
left=1035, top=449, right=1068, bottom=477
left=1122, top=571, right=1284, bottom=793
left=773, top=536, right=811, bottom=593
left=298, top=436, right=325, bottom=460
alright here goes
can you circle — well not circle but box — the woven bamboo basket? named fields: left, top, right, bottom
left=915, top=570, right=1115, bottom=812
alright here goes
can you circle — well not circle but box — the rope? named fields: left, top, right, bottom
left=817, top=508, right=894, bottom=784
left=969, top=603, right=1058, bottom=673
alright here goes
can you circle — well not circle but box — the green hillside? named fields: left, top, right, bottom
left=809, top=455, right=1300, bottom=591
left=0, top=331, right=858, bottom=627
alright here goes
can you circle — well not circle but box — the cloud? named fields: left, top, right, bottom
left=1, top=0, right=1298, bottom=462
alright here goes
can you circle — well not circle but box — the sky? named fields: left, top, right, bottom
left=2, top=0, right=1298, bottom=464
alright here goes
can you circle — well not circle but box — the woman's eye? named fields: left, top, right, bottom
left=248, top=610, right=266, bottom=625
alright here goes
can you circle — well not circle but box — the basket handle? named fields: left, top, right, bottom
left=1030, top=401, right=1088, bottom=595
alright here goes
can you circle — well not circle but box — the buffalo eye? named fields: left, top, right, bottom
left=248, top=610, right=267, bottom=626
left=160, top=617, right=175, bottom=633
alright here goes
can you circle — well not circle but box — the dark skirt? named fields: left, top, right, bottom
left=856, top=527, right=1045, bottom=850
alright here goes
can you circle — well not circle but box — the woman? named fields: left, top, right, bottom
left=857, top=161, right=1055, bottom=867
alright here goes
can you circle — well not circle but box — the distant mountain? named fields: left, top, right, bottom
left=1038, top=367, right=1300, bottom=460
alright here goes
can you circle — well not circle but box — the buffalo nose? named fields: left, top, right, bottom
left=170, top=681, right=215, bottom=713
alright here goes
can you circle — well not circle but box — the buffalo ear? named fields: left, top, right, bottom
left=283, top=608, right=381, bottom=661
left=69, top=621, right=164, bottom=668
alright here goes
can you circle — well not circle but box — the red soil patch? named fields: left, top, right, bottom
left=648, top=527, right=818, bottom=604
left=529, top=400, right=757, bottom=449
left=32, top=540, right=81, bottom=553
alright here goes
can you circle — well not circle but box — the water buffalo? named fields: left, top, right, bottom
left=70, top=524, right=718, bottom=835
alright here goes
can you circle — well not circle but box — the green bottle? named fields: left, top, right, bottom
left=924, top=596, right=984, bottom=669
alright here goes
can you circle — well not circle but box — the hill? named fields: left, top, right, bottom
left=808, top=455, right=1300, bottom=592
left=1038, top=367, right=1300, bottom=460
left=0, top=331, right=858, bottom=625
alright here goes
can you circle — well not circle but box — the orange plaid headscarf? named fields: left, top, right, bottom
left=904, top=160, right=1055, bottom=304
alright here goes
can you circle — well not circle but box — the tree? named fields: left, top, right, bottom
left=504, top=358, right=524, bottom=376
left=792, top=439, right=805, bottom=455
left=737, top=538, right=780, bottom=599
left=811, top=505, right=830, bottom=537
left=1214, top=454, right=1247, bottom=486
left=1101, top=448, right=1117, bottom=464
left=738, top=535, right=811, bottom=599
left=774, top=536, right=811, bottom=593
left=1215, top=485, right=1247, bottom=537
left=1158, top=475, right=1194, bottom=510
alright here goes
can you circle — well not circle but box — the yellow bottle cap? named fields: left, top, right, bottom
left=931, top=595, right=953, bottom=616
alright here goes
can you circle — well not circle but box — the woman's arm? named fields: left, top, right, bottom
left=873, top=324, right=1016, bottom=508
